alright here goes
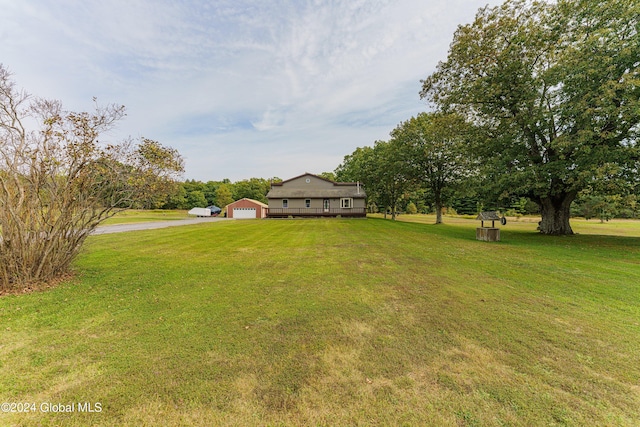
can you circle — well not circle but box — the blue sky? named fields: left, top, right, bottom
left=1, top=0, right=501, bottom=182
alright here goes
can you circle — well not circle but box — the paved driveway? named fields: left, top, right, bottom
left=92, top=217, right=230, bottom=235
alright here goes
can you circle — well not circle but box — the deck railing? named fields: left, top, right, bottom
left=266, top=207, right=366, bottom=217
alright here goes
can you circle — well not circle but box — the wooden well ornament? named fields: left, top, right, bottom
left=476, top=211, right=506, bottom=241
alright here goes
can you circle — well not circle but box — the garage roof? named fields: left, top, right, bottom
left=227, top=198, right=268, bottom=207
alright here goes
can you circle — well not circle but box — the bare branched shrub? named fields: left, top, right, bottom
left=0, top=65, right=184, bottom=290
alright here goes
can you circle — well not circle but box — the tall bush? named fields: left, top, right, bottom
left=0, top=66, right=183, bottom=290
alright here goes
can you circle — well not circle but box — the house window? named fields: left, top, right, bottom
left=282, top=199, right=288, bottom=208
left=305, top=199, right=311, bottom=208
left=340, top=198, right=353, bottom=208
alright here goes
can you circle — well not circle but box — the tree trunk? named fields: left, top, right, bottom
left=435, top=201, right=443, bottom=224
left=538, top=192, right=577, bottom=235
left=434, top=191, right=443, bottom=224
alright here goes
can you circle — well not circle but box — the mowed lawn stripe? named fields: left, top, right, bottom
left=1, top=217, right=638, bottom=426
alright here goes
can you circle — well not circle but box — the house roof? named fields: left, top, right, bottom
left=269, top=172, right=361, bottom=187
left=270, top=172, right=332, bottom=186
left=267, top=188, right=366, bottom=199
left=266, top=173, right=366, bottom=199
left=228, top=198, right=268, bottom=208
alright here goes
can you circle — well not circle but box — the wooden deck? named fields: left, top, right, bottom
left=266, top=208, right=367, bottom=218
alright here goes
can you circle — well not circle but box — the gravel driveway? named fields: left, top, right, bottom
left=92, top=217, right=230, bottom=235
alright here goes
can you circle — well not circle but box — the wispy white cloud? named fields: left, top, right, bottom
left=1, top=0, right=502, bottom=181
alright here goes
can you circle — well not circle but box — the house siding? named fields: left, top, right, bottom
left=266, top=173, right=366, bottom=218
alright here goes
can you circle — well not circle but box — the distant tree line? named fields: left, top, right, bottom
left=156, top=177, right=278, bottom=211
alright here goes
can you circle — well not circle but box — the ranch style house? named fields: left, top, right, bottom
left=266, top=173, right=367, bottom=218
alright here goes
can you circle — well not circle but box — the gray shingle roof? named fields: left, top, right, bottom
left=267, top=187, right=366, bottom=199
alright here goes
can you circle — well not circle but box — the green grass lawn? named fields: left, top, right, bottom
left=100, top=209, right=190, bottom=225
left=1, top=217, right=639, bottom=426
left=393, top=213, right=640, bottom=237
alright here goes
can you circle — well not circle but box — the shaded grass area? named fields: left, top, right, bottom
left=100, top=209, right=189, bottom=225
left=393, top=213, right=640, bottom=237
left=1, top=218, right=639, bottom=426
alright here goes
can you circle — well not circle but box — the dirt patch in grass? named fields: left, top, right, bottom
left=0, top=273, right=75, bottom=298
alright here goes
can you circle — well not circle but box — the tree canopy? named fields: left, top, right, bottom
left=336, top=141, right=413, bottom=219
left=420, top=0, right=640, bottom=234
left=391, top=112, right=475, bottom=224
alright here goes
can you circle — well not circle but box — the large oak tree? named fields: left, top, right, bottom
left=421, top=0, right=639, bottom=234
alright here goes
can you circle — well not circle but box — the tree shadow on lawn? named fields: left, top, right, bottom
left=369, top=216, right=640, bottom=254
left=506, top=229, right=640, bottom=253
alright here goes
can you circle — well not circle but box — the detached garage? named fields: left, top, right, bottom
left=226, top=198, right=268, bottom=219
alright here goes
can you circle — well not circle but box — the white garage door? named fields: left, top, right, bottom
left=233, top=207, right=256, bottom=219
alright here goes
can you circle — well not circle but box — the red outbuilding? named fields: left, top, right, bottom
left=225, top=198, right=268, bottom=219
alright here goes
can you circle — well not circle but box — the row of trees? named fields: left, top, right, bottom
left=0, top=65, right=184, bottom=290
left=335, top=112, right=475, bottom=222
left=572, top=192, right=639, bottom=222
left=159, top=177, right=276, bottom=211
left=338, top=0, right=639, bottom=235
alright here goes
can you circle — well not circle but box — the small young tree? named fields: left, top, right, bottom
left=391, top=112, right=474, bottom=224
left=214, top=184, right=234, bottom=209
left=373, top=139, right=414, bottom=220
left=0, top=66, right=183, bottom=290
left=186, top=190, right=207, bottom=209
left=335, top=146, right=379, bottom=208
left=336, top=140, right=413, bottom=220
